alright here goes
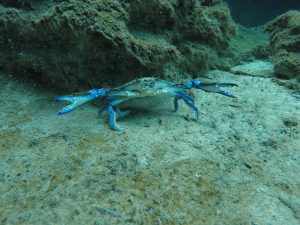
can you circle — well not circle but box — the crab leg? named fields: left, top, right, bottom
left=113, top=106, right=130, bottom=118
left=105, top=99, right=126, bottom=131
left=108, top=105, right=121, bottom=131
left=173, top=89, right=200, bottom=119
left=173, top=97, right=180, bottom=112
left=182, top=95, right=199, bottom=120
left=97, top=98, right=127, bottom=131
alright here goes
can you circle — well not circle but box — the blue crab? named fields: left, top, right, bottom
left=55, top=77, right=237, bottom=131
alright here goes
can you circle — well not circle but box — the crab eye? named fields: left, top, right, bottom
left=193, top=80, right=201, bottom=88
left=90, top=89, right=104, bottom=97
left=184, top=81, right=193, bottom=89
left=97, top=89, right=105, bottom=96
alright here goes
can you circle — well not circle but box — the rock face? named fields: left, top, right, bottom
left=266, top=10, right=300, bottom=89
left=0, top=0, right=236, bottom=90
left=229, top=25, right=270, bottom=66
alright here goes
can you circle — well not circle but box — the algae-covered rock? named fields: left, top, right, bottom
left=0, top=0, right=236, bottom=90
left=266, top=10, right=300, bottom=88
left=229, top=25, right=270, bottom=66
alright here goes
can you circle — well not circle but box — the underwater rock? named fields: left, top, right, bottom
left=0, top=0, right=236, bottom=90
left=228, top=25, right=270, bottom=66
left=266, top=10, right=300, bottom=88
left=231, top=60, right=274, bottom=77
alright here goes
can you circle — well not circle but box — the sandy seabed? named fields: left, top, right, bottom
left=0, top=62, right=299, bottom=225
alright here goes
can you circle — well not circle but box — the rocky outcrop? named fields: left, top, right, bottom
left=0, top=0, right=236, bottom=90
left=266, top=10, right=300, bottom=89
left=229, top=25, right=270, bottom=66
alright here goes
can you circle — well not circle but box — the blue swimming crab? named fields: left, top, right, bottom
left=55, top=77, right=237, bottom=131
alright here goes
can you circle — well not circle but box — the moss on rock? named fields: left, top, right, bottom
left=266, top=10, right=300, bottom=89
left=0, top=0, right=236, bottom=90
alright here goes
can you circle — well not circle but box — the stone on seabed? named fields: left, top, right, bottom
left=266, top=10, right=300, bottom=89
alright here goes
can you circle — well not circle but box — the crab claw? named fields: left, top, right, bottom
left=55, top=88, right=106, bottom=115
left=208, top=83, right=237, bottom=98
left=207, top=82, right=238, bottom=98
left=184, top=80, right=238, bottom=98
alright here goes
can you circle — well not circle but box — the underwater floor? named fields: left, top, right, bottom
left=1, top=61, right=300, bottom=224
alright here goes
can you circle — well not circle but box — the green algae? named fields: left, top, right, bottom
left=0, top=0, right=236, bottom=90
left=0, top=128, right=21, bottom=150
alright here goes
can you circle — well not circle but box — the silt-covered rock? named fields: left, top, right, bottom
left=266, top=10, right=300, bottom=89
left=0, top=0, right=236, bottom=90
